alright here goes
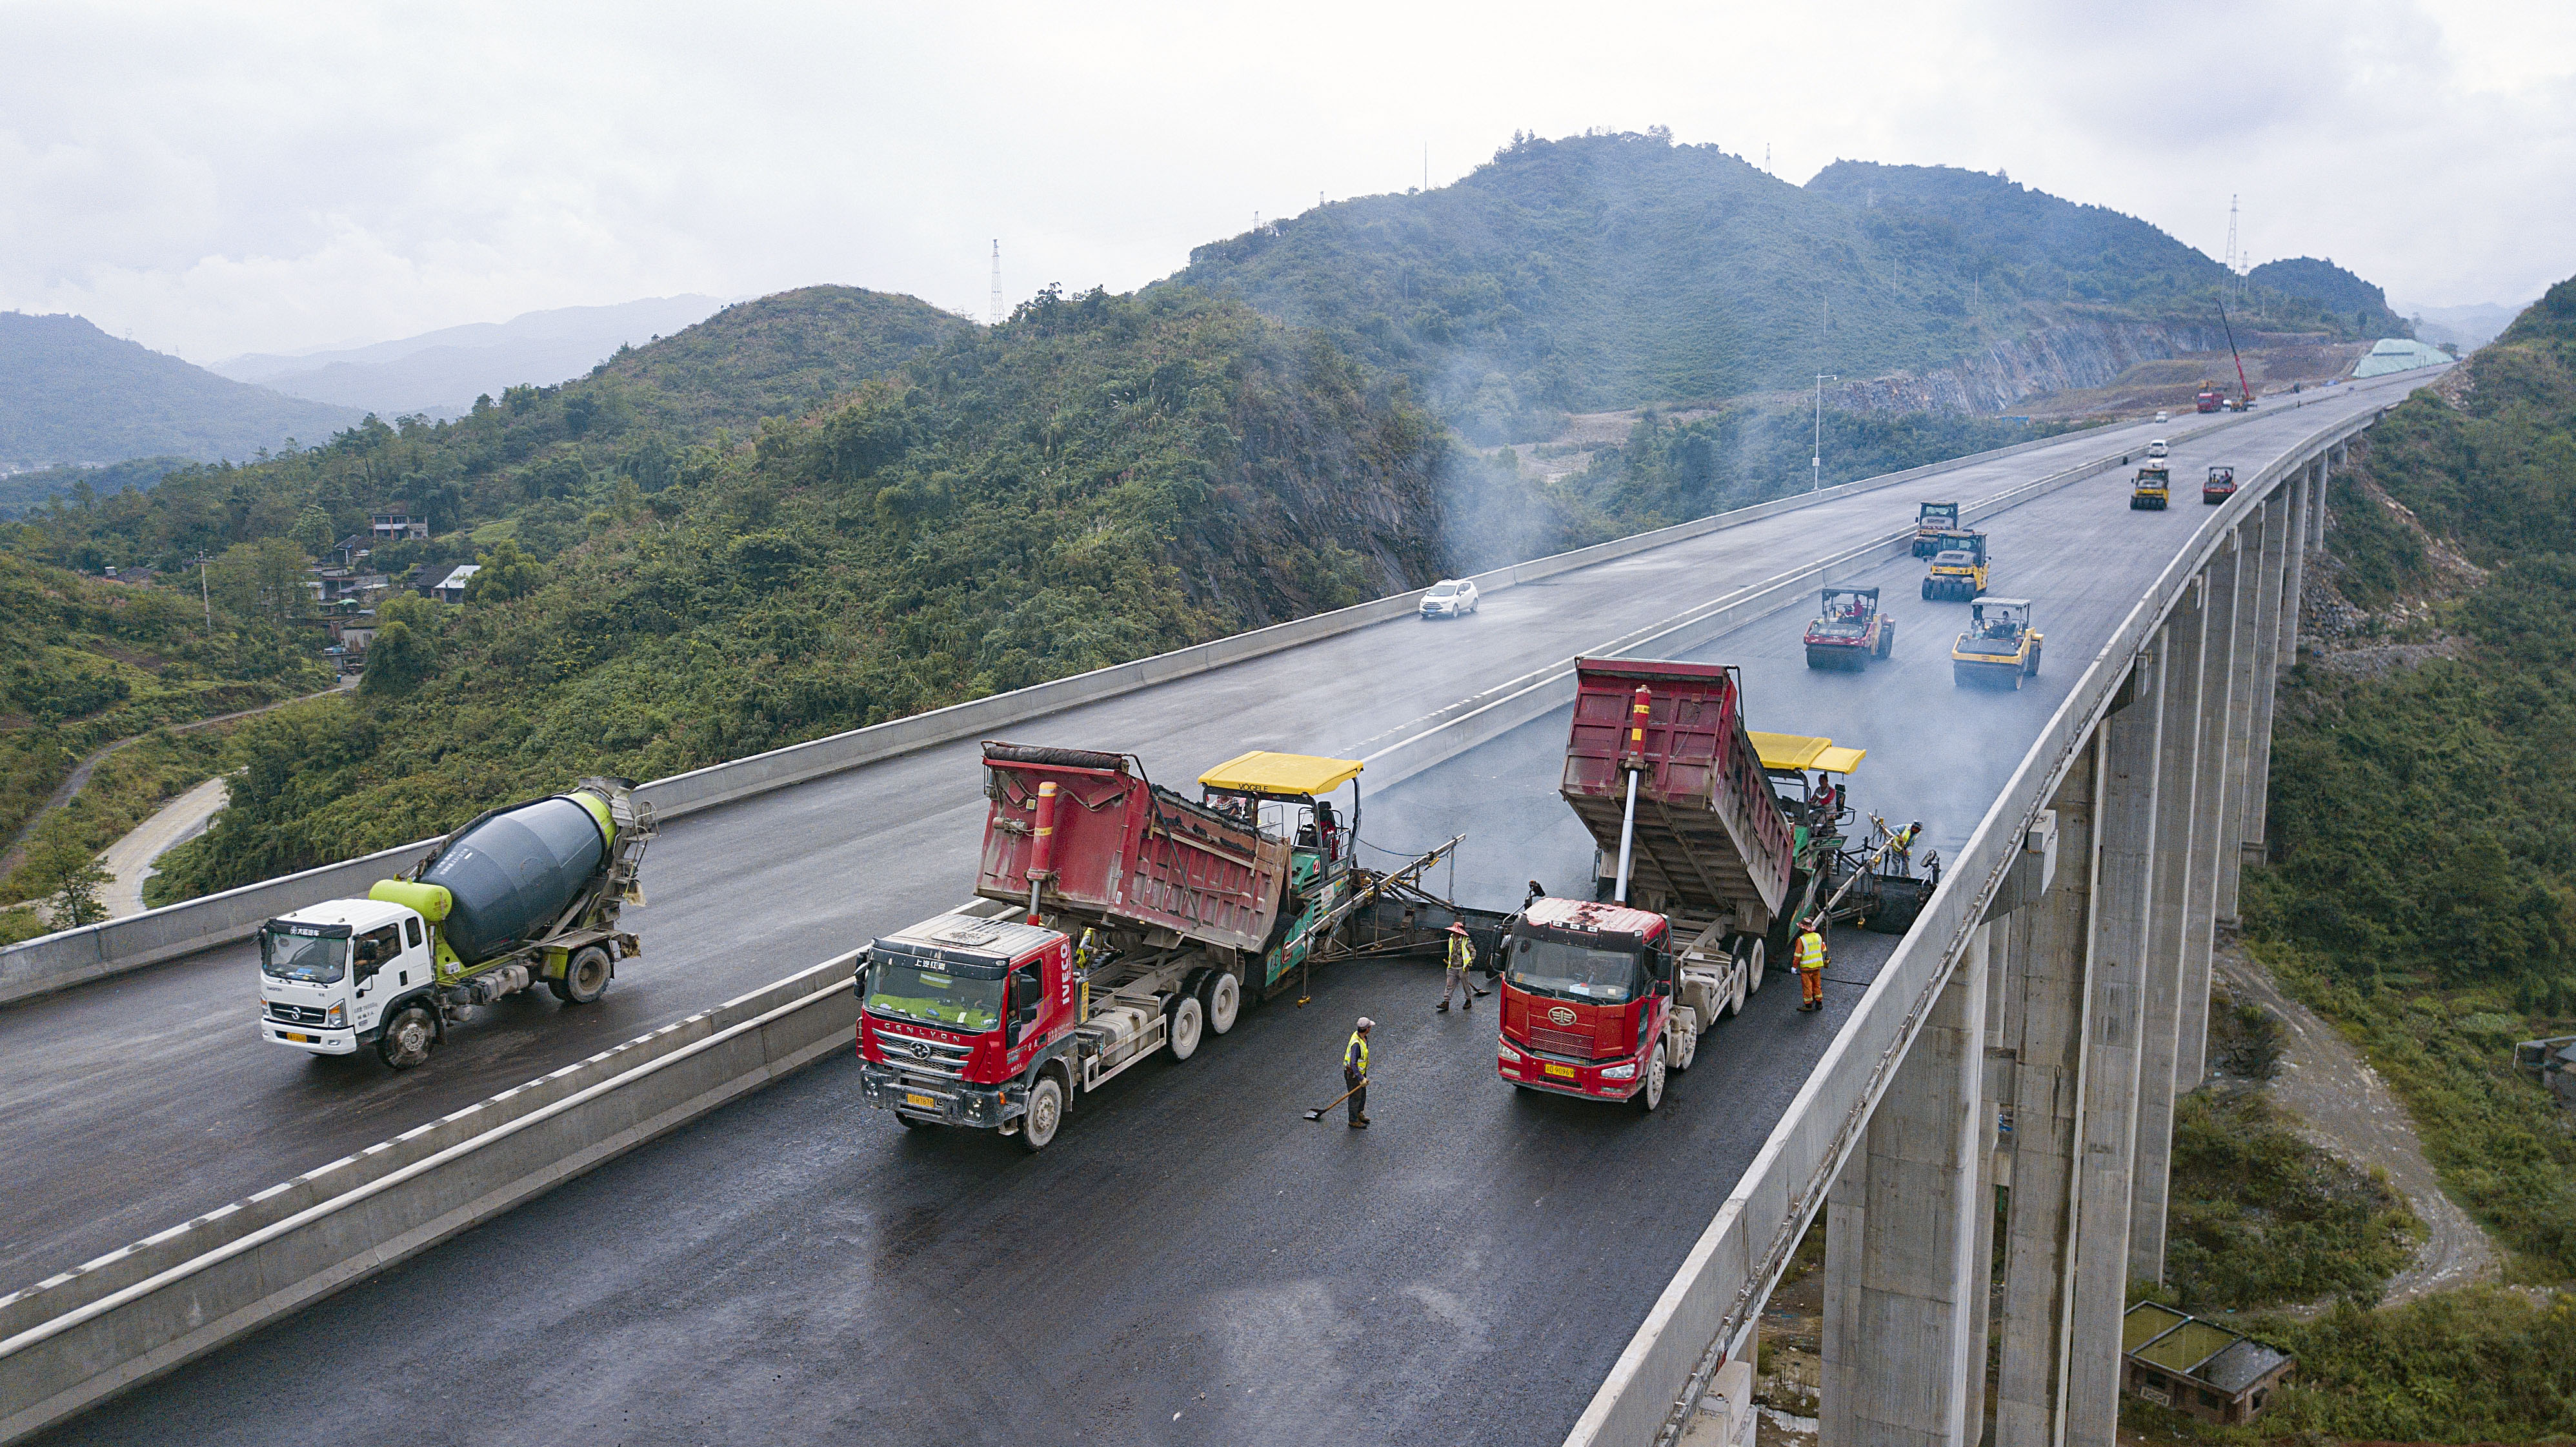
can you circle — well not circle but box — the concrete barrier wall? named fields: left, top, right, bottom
left=0, top=951, right=863, bottom=1442
left=1560, top=398, right=2395, bottom=1447
left=2, top=415, right=2171, bottom=1007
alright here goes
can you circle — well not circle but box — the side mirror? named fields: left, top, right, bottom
left=1005, top=1018, right=1023, bottom=1048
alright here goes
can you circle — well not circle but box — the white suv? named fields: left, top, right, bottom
left=1420, top=578, right=1479, bottom=618
left=2147, top=438, right=2170, bottom=459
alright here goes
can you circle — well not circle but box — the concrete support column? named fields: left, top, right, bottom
left=1962, top=920, right=2011, bottom=1440
left=2128, top=581, right=2210, bottom=1284
left=2213, top=520, right=2263, bottom=926
left=1822, top=926, right=1994, bottom=1447
left=2238, top=495, right=2291, bottom=869
left=2280, top=469, right=2311, bottom=673
left=1992, top=749, right=2098, bottom=1447
left=2064, top=650, right=2166, bottom=1447
left=2176, top=543, right=2243, bottom=1089
left=2308, top=458, right=2329, bottom=549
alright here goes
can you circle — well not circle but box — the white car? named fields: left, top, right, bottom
left=2154, top=409, right=2169, bottom=423
left=2147, top=438, right=2170, bottom=459
left=1420, top=578, right=1479, bottom=618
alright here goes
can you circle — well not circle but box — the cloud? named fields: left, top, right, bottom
left=2, top=0, right=2567, bottom=359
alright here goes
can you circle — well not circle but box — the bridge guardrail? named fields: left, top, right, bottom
left=1561, top=392, right=2404, bottom=1447
left=5, top=414, right=2177, bottom=1007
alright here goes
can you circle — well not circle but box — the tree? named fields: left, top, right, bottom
left=464, top=539, right=544, bottom=603
left=359, top=594, right=439, bottom=695
left=22, top=830, right=112, bottom=928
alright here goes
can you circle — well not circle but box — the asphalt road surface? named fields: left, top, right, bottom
left=22, top=374, right=2441, bottom=1446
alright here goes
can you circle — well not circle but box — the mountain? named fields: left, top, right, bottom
left=21, top=285, right=982, bottom=571
left=2402, top=299, right=2538, bottom=352
left=1164, top=132, right=2294, bottom=440
left=2244, top=258, right=2411, bottom=338
left=0, top=456, right=192, bottom=521
left=212, top=296, right=728, bottom=417
left=0, top=313, right=363, bottom=471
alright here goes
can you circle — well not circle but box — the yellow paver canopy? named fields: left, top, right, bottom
left=1198, top=751, right=1365, bottom=799
left=1749, top=732, right=1867, bottom=775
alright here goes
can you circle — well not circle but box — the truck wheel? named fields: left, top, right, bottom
left=377, top=1005, right=437, bottom=1070
left=1877, top=622, right=1894, bottom=658
left=1921, top=580, right=1932, bottom=600
left=1018, top=1073, right=1064, bottom=1153
left=1735, top=935, right=1766, bottom=993
left=1671, top=1013, right=1700, bottom=1071
left=559, top=945, right=612, bottom=1005
left=1200, top=969, right=1241, bottom=1035
left=1166, top=995, right=1204, bottom=1062
left=1635, top=1041, right=1667, bottom=1113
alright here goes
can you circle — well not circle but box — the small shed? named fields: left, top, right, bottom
left=430, top=564, right=481, bottom=603
left=2120, top=1303, right=2294, bottom=1426
left=2514, top=1035, right=2576, bottom=1108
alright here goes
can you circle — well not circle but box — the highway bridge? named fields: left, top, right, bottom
left=0, top=369, right=2438, bottom=1446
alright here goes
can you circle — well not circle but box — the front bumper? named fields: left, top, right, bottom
left=1419, top=604, right=1460, bottom=618
left=263, top=1018, right=357, bottom=1055
left=858, top=1062, right=1022, bottom=1128
left=1497, top=1045, right=1640, bottom=1102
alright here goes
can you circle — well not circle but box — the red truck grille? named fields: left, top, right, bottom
left=1521, top=1024, right=1604, bottom=1060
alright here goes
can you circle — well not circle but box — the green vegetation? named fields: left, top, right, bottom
left=2160, top=1090, right=2421, bottom=1313
left=0, top=456, right=192, bottom=520
left=0, top=549, right=328, bottom=862
left=2245, top=256, right=2415, bottom=339
left=146, top=285, right=1446, bottom=899
left=0, top=312, right=360, bottom=471
left=1170, top=134, right=2296, bottom=441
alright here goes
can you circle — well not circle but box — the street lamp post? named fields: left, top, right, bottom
left=1812, top=374, right=1840, bottom=492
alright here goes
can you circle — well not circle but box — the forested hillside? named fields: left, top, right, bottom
left=2245, top=256, right=2413, bottom=339
left=0, top=313, right=363, bottom=471
left=142, top=285, right=1447, bottom=897
left=2150, top=275, right=2576, bottom=1441
left=1167, top=132, right=2295, bottom=440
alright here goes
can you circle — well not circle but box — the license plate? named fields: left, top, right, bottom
left=903, top=1091, right=936, bottom=1109
left=1544, top=1063, right=1577, bottom=1079
left=284, top=1032, right=312, bottom=1044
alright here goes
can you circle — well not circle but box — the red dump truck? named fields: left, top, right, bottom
left=1497, top=660, right=1920, bottom=1109
left=1499, top=662, right=1810, bottom=1110
left=854, top=742, right=1463, bottom=1150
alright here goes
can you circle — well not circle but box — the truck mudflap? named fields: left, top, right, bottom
left=858, top=1062, right=1025, bottom=1129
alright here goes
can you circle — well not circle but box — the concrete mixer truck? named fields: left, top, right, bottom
left=256, top=777, right=656, bottom=1069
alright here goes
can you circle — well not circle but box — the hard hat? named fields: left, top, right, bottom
left=1356, top=1017, right=1374, bottom=1031
left=1448, top=921, right=1468, bottom=934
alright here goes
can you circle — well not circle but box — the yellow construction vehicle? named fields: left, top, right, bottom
left=2131, top=458, right=2171, bottom=511
left=1952, top=598, right=2043, bottom=689
left=1922, top=531, right=1989, bottom=602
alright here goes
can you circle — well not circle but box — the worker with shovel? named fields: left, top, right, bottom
left=1438, top=921, right=1482, bottom=1012
left=1343, top=1018, right=1373, bottom=1128
left=1794, top=918, right=1829, bottom=1013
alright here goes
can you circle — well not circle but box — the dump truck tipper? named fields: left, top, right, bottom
left=257, top=778, right=654, bottom=1069
left=856, top=742, right=1483, bottom=1149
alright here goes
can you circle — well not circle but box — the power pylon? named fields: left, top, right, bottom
left=989, top=240, right=1003, bottom=326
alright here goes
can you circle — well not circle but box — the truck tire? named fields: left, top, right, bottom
left=1671, top=1011, right=1700, bottom=1071
left=1200, top=969, right=1241, bottom=1035
left=1017, top=1073, right=1065, bottom=1153
left=1877, top=622, right=1894, bottom=659
left=377, top=1004, right=438, bottom=1070
left=558, top=945, right=612, bottom=1005
left=1166, top=995, right=1205, bottom=1062
left=1734, top=934, right=1766, bottom=994
left=1635, top=1041, right=1667, bottom=1113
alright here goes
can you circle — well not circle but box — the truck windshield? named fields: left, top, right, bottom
left=867, top=958, right=1003, bottom=1032
left=261, top=927, right=348, bottom=984
left=1505, top=936, right=1644, bottom=1004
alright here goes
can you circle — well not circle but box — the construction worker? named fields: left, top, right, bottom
left=1888, top=820, right=1922, bottom=876
left=1524, top=880, right=1547, bottom=911
left=1794, top=918, right=1828, bottom=1013
left=1344, top=1018, right=1373, bottom=1128
left=1438, top=922, right=1477, bottom=1012
left=1811, top=774, right=1840, bottom=827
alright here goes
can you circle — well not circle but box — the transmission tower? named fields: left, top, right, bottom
left=989, top=240, right=1003, bottom=326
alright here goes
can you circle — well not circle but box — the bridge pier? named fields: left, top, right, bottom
left=2175, top=538, right=2244, bottom=1095
left=2237, top=495, right=2293, bottom=879
left=1819, top=925, right=1992, bottom=1447
left=2128, top=577, right=2213, bottom=1284
left=2213, top=518, right=2264, bottom=927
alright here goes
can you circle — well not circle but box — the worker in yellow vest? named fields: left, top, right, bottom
left=1793, top=919, right=1828, bottom=1013
left=1438, top=922, right=1479, bottom=1013
left=1343, top=1018, right=1373, bottom=1128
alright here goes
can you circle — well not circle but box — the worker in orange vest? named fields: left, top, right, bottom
left=1793, top=918, right=1828, bottom=1013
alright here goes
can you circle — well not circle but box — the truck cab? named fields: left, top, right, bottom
left=1495, top=898, right=1677, bottom=1111
left=1912, top=501, right=1963, bottom=557
left=258, top=899, right=437, bottom=1057
left=856, top=910, right=1082, bottom=1147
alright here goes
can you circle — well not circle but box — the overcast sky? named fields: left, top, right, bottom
left=5, top=0, right=2570, bottom=363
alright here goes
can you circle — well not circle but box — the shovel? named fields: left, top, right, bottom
left=1303, top=1079, right=1369, bottom=1122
